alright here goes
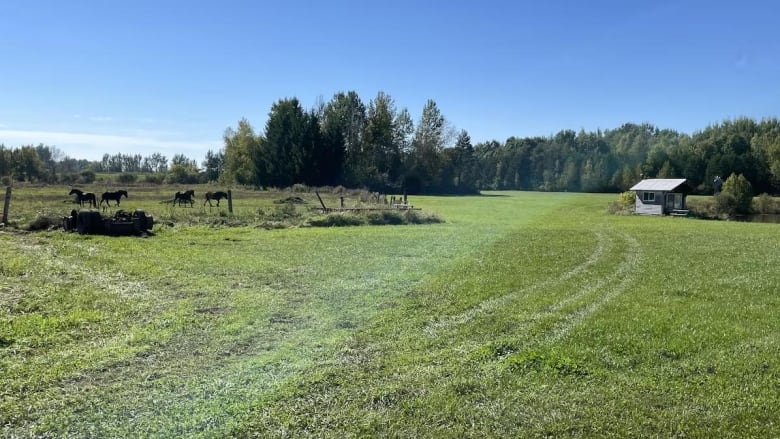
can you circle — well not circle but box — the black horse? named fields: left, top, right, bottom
left=204, top=191, right=229, bottom=207
left=68, top=188, right=97, bottom=208
left=100, top=190, right=128, bottom=208
left=173, top=189, right=195, bottom=207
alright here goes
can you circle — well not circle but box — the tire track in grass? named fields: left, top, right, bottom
left=376, top=229, right=641, bottom=421
left=425, top=228, right=610, bottom=336
left=426, top=228, right=641, bottom=359
left=523, top=230, right=641, bottom=348
left=287, top=228, right=640, bottom=436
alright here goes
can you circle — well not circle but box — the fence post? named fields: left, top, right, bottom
left=227, top=190, right=233, bottom=214
left=2, top=186, right=11, bottom=225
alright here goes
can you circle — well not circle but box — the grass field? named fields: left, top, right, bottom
left=1, top=186, right=778, bottom=438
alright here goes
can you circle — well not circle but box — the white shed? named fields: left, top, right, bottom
left=629, top=179, right=690, bottom=215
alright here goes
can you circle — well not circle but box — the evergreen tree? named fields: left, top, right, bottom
left=202, top=149, right=225, bottom=182
left=410, top=99, right=446, bottom=192
left=363, top=92, right=402, bottom=188
left=322, top=91, right=366, bottom=186
left=264, top=98, right=308, bottom=187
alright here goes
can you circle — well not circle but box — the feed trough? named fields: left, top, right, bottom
left=63, top=209, right=154, bottom=235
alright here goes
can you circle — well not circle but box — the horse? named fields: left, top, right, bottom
left=68, top=188, right=97, bottom=208
left=100, top=190, right=128, bottom=208
left=204, top=191, right=229, bottom=207
left=173, top=189, right=195, bottom=207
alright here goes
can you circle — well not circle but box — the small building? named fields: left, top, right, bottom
left=629, top=178, right=690, bottom=215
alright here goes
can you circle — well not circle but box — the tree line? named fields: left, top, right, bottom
left=221, top=92, right=468, bottom=194
left=220, top=92, right=780, bottom=195
left=0, top=145, right=219, bottom=186
left=3, top=91, right=780, bottom=195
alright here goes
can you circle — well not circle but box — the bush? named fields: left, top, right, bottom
left=117, top=173, right=137, bottom=184
left=1, top=176, right=11, bottom=186
left=608, top=191, right=635, bottom=214
left=714, top=193, right=739, bottom=217
left=80, top=170, right=96, bottom=184
left=716, top=173, right=753, bottom=216
left=143, top=174, right=166, bottom=185
left=753, top=193, right=778, bottom=214
left=687, top=198, right=718, bottom=219
left=60, top=173, right=78, bottom=184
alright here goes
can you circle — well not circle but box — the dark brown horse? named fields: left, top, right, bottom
left=173, top=189, right=195, bottom=207
left=69, top=188, right=97, bottom=208
left=204, top=191, right=229, bottom=207
left=100, top=190, right=128, bottom=208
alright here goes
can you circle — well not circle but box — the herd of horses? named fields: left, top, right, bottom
left=69, top=189, right=126, bottom=208
left=172, top=190, right=229, bottom=207
left=68, top=188, right=229, bottom=209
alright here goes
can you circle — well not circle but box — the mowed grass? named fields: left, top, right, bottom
left=1, top=187, right=778, bottom=438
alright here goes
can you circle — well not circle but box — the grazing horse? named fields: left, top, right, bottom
left=173, top=189, right=195, bottom=207
left=204, top=191, right=229, bottom=207
left=68, top=188, right=97, bottom=208
left=100, top=190, right=128, bottom=208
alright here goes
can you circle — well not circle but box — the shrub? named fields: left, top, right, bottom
left=716, top=173, right=753, bottom=216
left=608, top=191, right=635, bottom=214
left=79, top=170, right=96, bottom=184
left=117, top=173, right=137, bottom=184
left=1, top=176, right=11, bottom=186
left=714, top=193, right=738, bottom=217
left=60, top=173, right=79, bottom=184
left=687, top=198, right=718, bottom=219
left=143, top=174, right=166, bottom=185
left=753, top=193, right=778, bottom=214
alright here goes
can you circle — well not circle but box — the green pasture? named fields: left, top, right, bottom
left=1, top=187, right=778, bottom=438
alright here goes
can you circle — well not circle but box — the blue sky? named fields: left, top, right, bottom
left=1, top=0, right=778, bottom=162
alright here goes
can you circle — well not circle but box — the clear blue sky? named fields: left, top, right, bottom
left=1, top=0, right=778, bottom=162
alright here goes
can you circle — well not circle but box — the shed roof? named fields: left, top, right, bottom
left=630, top=178, right=688, bottom=191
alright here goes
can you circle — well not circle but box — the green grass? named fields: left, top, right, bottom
left=1, top=187, right=778, bottom=438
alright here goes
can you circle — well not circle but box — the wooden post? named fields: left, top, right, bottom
left=227, top=190, right=233, bottom=214
left=315, top=191, right=327, bottom=209
left=403, top=191, right=407, bottom=205
left=340, top=196, right=344, bottom=208
left=2, top=186, right=10, bottom=224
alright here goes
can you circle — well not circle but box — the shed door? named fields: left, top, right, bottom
left=665, top=193, right=682, bottom=211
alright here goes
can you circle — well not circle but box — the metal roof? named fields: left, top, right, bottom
left=629, top=178, right=688, bottom=191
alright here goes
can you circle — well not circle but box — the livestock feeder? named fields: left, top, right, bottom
left=63, top=209, right=154, bottom=235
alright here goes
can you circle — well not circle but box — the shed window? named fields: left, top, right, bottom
left=642, top=192, right=655, bottom=202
